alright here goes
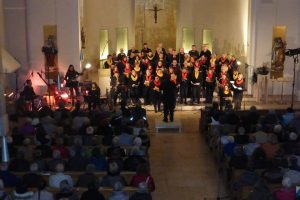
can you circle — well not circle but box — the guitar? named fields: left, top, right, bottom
left=65, top=68, right=86, bottom=87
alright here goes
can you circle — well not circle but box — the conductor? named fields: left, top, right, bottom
left=161, top=73, right=177, bottom=122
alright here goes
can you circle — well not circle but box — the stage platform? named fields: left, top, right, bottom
left=155, top=118, right=182, bottom=133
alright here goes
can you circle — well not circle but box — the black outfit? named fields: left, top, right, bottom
left=161, top=77, right=177, bottom=122
left=88, top=87, right=100, bottom=110
left=65, top=69, right=82, bottom=98
left=176, top=52, right=185, bottom=68
left=232, top=79, right=244, bottom=110
left=80, top=189, right=105, bottom=200
left=76, top=173, right=99, bottom=188
left=143, top=75, right=153, bottom=105
left=110, top=75, right=126, bottom=105
left=205, top=72, right=216, bottom=103
left=151, top=80, right=161, bottom=112
left=190, top=71, right=202, bottom=104
left=141, top=48, right=152, bottom=58
left=189, top=50, right=200, bottom=59
left=200, top=49, right=212, bottom=65
left=219, top=89, right=232, bottom=111
left=128, top=74, right=140, bottom=103
left=22, top=173, right=43, bottom=188
left=127, top=49, right=139, bottom=57
left=20, top=85, right=36, bottom=101
left=180, top=72, right=189, bottom=104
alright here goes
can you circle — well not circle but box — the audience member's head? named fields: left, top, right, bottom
left=289, top=132, right=298, bottom=141
left=282, top=177, right=292, bottom=189
left=133, top=137, right=142, bottom=147
left=86, top=164, right=96, bottom=174
left=137, top=163, right=150, bottom=175
left=112, top=136, right=120, bottom=147
left=55, top=163, right=65, bottom=173
left=273, top=124, right=282, bottom=134
left=137, top=182, right=148, bottom=193
left=29, top=163, right=39, bottom=173
left=237, top=126, right=246, bottom=135
left=52, top=150, right=61, bottom=159
left=108, top=162, right=119, bottom=175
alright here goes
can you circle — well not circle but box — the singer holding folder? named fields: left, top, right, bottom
left=231, top=73, right=244, bottom=110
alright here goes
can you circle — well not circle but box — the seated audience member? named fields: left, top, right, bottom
left=262, top=109, right=279, bottom=132
left=89, top=148, right=107, bottom=171
left=288, top=156, right=300, bottom=171
left=0, top=179, right=11, bottom=200
left=130, top=163, right=155, bottom=192
left=282, top=132, right=300, bottom=154
left=243, top=136, right=260, bottom=157
left=9, top=151, right=29, bottom=172
left=19, top=117, right=35, bottom=137
left=0, top=163, right=19, bottom=187
left=229, top=146, right=248, bottom=169
left=12, top=181, right=34, bottom=200
left=118, top=126, right=134, bottom=146
left=80, top=181, right=105, bottom=200
left=273, top=124, right=284, bottom=142
left=281, top=107, right=294, bottom=127
left=283, top=168, right=300, bottom=185
left=130, top=182, right=152, bottom=200
left=76, top=164, right=99, bottom=188
left=67, top=149, right=87, bottom=171
left=22, top=163, right=43, bottom=188
left=52, top=137, right=69, bottom=159
left=72, top=112, right=90, bottom=134
left=130, top=137, right=147, bottom=156
left=261, top=135, right=281, bottom=160
left=221, top=136, right=236, bottom=157
left=234, top=126, right=249, bottom=145
left=55, top=180, right=79, bottom=200
left=33, top=179, right=54, bottom=200
left=18, top=137, right=34, bottom=161
left=251, top=147, right=268, bottom=169
left=107, top=136, right=126, bottom=158
left=32, top=150, right=47, bottom=171
left=71, top=101, right=82, bottom=117
left=252, top=124, right=269, bottom=144
left=289, top=111, right=300, bottom=134
left=108, top=181, right=129, bottom=200
left=243, top=106, right=260, bottom=132
left=47, top=150, right=67, bottom=172
left=49, top=163, right=73, bottom=188
left=100, top=162, right=127, bottom=187
left=274, top=177, right=295, bottom=200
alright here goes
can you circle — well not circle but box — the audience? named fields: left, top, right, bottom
left=76, top=164, right=98, bottom=188
left=49, top=163, right=73, bottom=188
left=55, top=180, right=79, bottom=200
left=129, top=182, right=152, bottom=200
left=130, top=163, right=155, bottom=192
left=80, top=181, right=105, bottom=200
left=11, top=181, right=34, bottom=200
left=0, top=179, right=11, bottom=200
left=100, top=162, right=127, bottom=187
left=22, top=163, right=43, bottom=188
left=0, top=162, right=19, bottom=187
left=108, top=181, right=129, bottom=200
left=32, top=179, right=54, bottom=200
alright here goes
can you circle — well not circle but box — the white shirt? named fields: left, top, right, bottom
left=48, top=173, right=74, bottom=188
left=33, top=190, right=54, bottom=200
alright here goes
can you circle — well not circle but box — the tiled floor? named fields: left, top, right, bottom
left=147, top=111, right=228, bottom=200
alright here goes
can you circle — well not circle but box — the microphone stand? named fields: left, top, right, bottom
left=291, top=54, right=299, bottom=109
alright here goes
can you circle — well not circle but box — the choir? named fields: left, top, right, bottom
left=107, top=43, right=245, bottom=110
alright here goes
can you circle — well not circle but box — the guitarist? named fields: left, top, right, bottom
left=64, top=64, right=83, bottom=99
left=20, top=79, right=36, bottom=110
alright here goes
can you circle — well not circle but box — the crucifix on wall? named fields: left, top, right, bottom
left=145, top=0, right=165, bottom=23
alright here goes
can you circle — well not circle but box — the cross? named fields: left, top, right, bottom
left=148, top=4, right=163, bottom=23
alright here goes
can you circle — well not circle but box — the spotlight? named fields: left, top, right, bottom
left=85, top=63, right=92, bottom=69
left=237, top=60, right=242, bottom=66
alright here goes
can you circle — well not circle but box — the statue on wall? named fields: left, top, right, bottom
left=42, top=35, right=58, bottom=68
left=271, top=37, right=286, bottom=76
left=42, top=35, right=58, bottom=78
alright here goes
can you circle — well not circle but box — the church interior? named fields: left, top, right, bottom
left=0, top=0, right=300, bottom=199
